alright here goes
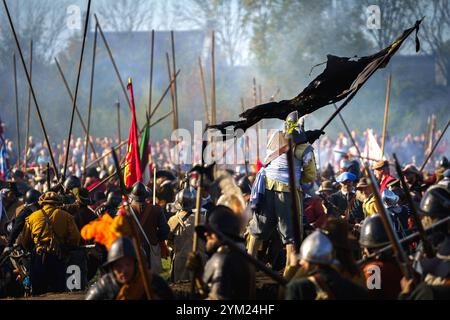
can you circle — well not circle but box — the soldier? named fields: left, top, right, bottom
left=11, top=169, right=31, bottom=196
left=382, top=189, right=410, bottom=238
left=85, top=237, right=174, bottom=300
left=372, top=160, right=396, bottom=194
left=402, top=164, right=425, bottom=202
left=187, top=205, right=256, bottom=300
left=167, top=186, right=206, bottom=282
left=248, top=111, right=316, bottom=273
left=0, top=184, right=22, bottom=236
left=359, top=215, right=403, bottom=299
left=94, top=190, right=121, bottom=217
left=3, top=189, right=41, bottom=254
left=286, top=230, right=368, bottom=300
left=127, top=182, right=169, bottom=274
left=21, top=192, right=80, bottom=295
left=356, top=177, right=377, bottom=218
left=328, top=172, right=364, bottom=225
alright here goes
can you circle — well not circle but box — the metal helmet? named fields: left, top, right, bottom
left=285, top=110, right=299, bottom=123
left=103, top=237, right=136, bottom=268
left=420, top=185, right=450, bottom=219
left=298, top=230, right=334, bottom=265
left=106, top=191, right=122, bottom=208
left=196, top=205, right=241, bottom=240
left=237, top=176, right=252, bottom=196
left=175, top=187, right=197, bottom=211
left=382, top=189, right=399, bottom=208
left=439, top=156, right=449, bottom=169
left=359, top=215, right=390, bottom=249
left=129, top=182, right=150, bottom=203
left=24, top=189, right=42, bottom=206
left=64, top=175, right=81, bottom=191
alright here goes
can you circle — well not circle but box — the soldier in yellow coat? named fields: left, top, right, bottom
left=21, top=192, right=80, bottom=295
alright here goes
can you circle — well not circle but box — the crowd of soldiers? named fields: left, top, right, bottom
left=0, top=111, right=449, bottom=300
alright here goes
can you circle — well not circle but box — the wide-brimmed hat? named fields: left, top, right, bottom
left=372, top=160, right=389, bottom=171
left=356, top=177, right=370, bottom=189
left=318, top=180, right=335, bottom=192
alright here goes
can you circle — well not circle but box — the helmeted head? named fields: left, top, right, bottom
left=103, top=237, right=137, bottom=284
left=64, top=175, right=81, bottom=192
left=298, top=229, right=334, bottom=265
left=359, top=215, right=390, bottom=249
left=284, top=111, right=307, bottom=144
left=175, top=186, right=197, bottom=212
left=128, top=182, right=150, bottom=203
left=382, top=189, right=399, bottom=208
left=38, top=191, right=62, bottom=206
left=438, top=156, right=449, bottom=170
left=106, top=190, right=122, bottom=208
left=24, top=189, right=42, bottom=206
left=420, top=185, right=450, bottom=220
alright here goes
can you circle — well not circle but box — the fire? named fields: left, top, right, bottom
left=81, top=213, right=120, bottom=250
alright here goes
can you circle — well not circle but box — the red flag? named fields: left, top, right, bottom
left=123, top=78, right=142, bottom=188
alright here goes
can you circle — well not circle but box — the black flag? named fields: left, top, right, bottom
left=209, top=20, right=422, bottom=135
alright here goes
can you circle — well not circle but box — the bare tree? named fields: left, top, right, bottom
left=404, top=0, right=450, bottom=84
left=175, top=0, right=250, bottom=66
left=95, top=0, right=155, bottom=31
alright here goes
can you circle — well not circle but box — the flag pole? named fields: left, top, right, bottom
left=381, top=74, right=391, bottom=157
left=62, top=0, right=92, bottom=180
left=24, top=39, right=32, bottom=170
left=13, top=53, right=21, bottom=167
left=82, top=22, right=98, bottom=185
left=2, top=0, right=58, bottom=179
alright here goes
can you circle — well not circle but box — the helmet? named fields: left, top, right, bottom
left=24, top=189, right=42, bottom=206
left=129, top=182, right=150, bottom=203
left=38, top=191, right=62, bottom=206
left=103, top=237, right=136, bottom=268
left=359, top=215, right=390, bottom=249
left=86, top=167, right=99, bottom=179
left=298, top=230, right=334, bottom=265
left=420, top=185, right=450, bottom=219
left=155, top=180, right=175, bottom=203
left=64, top=175, right=81, bottom=191
left=175, top=187, right=197, bottom=211
left=106, top=191, right=122, bottom=208
left=285, top=111, right=299, bottom=124
left=284, top=111, right=307, bottom=144
left=439, top=156, right=449, bottom=169
left=12, top=169, right=25, bottom=180
left=237, top=176, right=252, bottom=195
left=382, top=189, right=399, bottom=208
left=195, top=205, right=241, bottom=241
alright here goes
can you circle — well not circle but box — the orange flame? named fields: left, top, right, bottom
left=81, top=213, right=120, bottom=250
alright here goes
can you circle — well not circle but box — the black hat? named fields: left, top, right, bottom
left=106, top=190, right=122, bottom=207
left=86, top=167, right=99, bottom=179
left=103, top=237, right=136, bottom=268
left=359, top=215, right=390, bottom=249
left=195, top=205, right=242, bottom=242
left=237, top=176, right=252, bottom=196
left=129, top=182, right=150, bottom=202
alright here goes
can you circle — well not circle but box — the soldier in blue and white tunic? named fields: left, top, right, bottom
left=248, top=111, right=317, bottom=274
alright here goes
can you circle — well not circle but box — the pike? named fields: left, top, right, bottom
left=46, top=163, right=51, bottom=191
left=54, top=58, right=98, bottom=159
left=62, top=0, right=92, bottom=180
left=286, top=137, right=303, bottom=252
left=111, top=149, right=154, bottom=300
left=94, top=15, right=134, bottom=117
left=115, top=99, right=121, bottom=161
left=336, top=107, right=413, bottom=279
left=2, top=0, right=59, bottom=180
left=210, top=31, right=216, bottom=125
left=82, top=23, right=98, bottom=185
left=24, top=40, right=32, bottom=170
left=393, top=153, right=434, bottom=258
left=148, top=30, right=155, bottom=117
left=13, top=53, right=21, bottom=167
left=88, top=161, right=127, bottom=194
left=253, top=78, right=260, bottom=162
left=171, top=31, right=179, bottom=131
left=357, top=216, right=450, bottom=265
left=381, top=74, right=391, bottom=157
left=198, top=57, right=210, bottom=123
left=419, top=120, right=450, bottom=172
left=189, top=135, right=211, bottom=297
